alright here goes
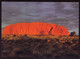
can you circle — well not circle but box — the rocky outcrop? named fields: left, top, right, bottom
left=2, top=22, right=70, bottom=35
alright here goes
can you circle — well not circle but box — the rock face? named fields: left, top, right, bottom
left=2, top=22, right=70, bottom=35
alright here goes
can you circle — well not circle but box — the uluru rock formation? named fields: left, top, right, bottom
left=2, top=22, right=70, bottom=35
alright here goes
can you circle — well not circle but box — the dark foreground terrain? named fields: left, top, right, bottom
left=1, top=35, right=80, bottom=59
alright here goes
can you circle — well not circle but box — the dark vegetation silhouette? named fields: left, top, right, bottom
left=70, top=31, right=76, bottom=36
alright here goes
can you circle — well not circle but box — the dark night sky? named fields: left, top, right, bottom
left=2, top=2, right=79, bottom=35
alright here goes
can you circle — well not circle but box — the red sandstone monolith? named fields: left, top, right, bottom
left=2, top=22, right=70, bottom=35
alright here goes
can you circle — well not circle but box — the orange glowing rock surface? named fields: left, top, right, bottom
left=2, top=22, right=70, bottom=35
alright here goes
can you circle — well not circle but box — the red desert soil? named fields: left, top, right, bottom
left=2, top=22, right=69, bottom=35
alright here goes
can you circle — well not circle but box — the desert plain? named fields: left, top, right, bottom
left=1, top=34, right=80, bottom=59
